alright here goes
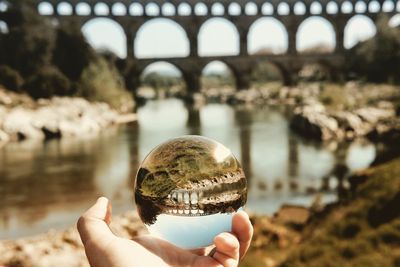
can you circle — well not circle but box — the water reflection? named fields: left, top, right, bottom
left=0, top=98, right=378, bottom=239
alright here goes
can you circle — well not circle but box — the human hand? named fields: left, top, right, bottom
left=77, top=197, right=253, bottom=267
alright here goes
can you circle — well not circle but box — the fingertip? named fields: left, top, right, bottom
left=214, top=232, right=240, bottom=254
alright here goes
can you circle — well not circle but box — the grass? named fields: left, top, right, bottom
left=280, top=158, right=400, bottom=267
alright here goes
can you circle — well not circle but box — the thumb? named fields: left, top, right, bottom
left=77, top=197, right=115, bottom=247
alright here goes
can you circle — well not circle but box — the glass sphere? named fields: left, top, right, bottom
left=134, top=135, right=247, bottom=249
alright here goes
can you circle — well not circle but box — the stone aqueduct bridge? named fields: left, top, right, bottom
left=7, top=0, right=400, bottom=91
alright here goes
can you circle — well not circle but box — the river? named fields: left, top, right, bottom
left=0, top=98, right=377, bottom=239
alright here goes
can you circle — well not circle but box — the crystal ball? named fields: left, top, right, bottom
left=134, top=135, right=247, bottom=249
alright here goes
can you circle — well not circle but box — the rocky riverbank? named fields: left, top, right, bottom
left=198, top=82, right=400, bottom=143
left=0, top=88, right=136, bottom=147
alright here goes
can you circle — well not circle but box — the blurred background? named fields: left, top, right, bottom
left=0, top=0, right=400, bottom=266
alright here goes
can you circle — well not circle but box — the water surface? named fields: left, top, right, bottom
left=0, top=98, right=376, bottom=239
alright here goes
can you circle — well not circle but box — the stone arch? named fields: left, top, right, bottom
left=94, top=2, right=110, bottom=16
left=277, top=2, right=290, bottom=15
left=261, top=2, right=274, bottom=15
left=248, top=17, right=288, bottom=54
left=0, top=0, right=9, bottom=12
left=194, top=2, right=208, bottom=16
left=198, top=18, right=240, bottom=56
left=81, top=18, right=127, bottom=58
left=38, top=1, right=54, bottom=15
left=135, top=18, right=190, bottom=58
left=0, top=20, right=8, bottom=34
left=310, top=1, right=323, bottom=15
left=341, top=1, right=353, bottom=14
left=138, top=61, right=187, bottom=97
left=161, top=2, right=175, bottom=16
left=368, top=0, right=381, bottom=13
left=344, top=15, right=376, bottom=49
left=382, top=0, right=395, bottom=12
left=129, top=3, right=144, bottom=16
left=245, top=2, right=258, bottom=16
left=294, top=2, right=306, bottom=15
left=201, top=60, right=237, bottom=91
left=228, top=2, right=241, bottom=16
left=389, top=14, right=400, bottom=27
left=297, top=16, right=336, bottom=53
left=326, top=1, right=339, bottom=14
left=75, top=2, right=91, bottom=16
left=177, top=2, right=191, bottom=16
left=354, top=1, right=367, bottom=13
left=211, top=2, right=225, bottom=16
left=57, top=1, right=73, bottom=16
left=145, top=2, right=160, bottom=16
left=111, top=2, right=127, bottom=16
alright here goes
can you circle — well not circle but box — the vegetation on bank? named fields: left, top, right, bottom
left=0, top=0, right=133, bottom=111
left=240, top=158, right=400, bottom=267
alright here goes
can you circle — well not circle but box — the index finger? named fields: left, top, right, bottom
left=232, top=211, right=253, bottom=259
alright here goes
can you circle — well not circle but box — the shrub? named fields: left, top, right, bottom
left=347, top=15, right=400, bottom=83
left=78, top=56, right=134, bottom=111
left=0, top=65, right=24, bottom=91
left=52, top=24, right=95, bottom=82
left=24, top=67, right=71, bottom=99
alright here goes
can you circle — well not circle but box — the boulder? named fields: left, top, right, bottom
left=3, top=108, right=44, bottom=140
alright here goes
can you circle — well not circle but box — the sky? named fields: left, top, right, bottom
left=27, top=2, right=400, bottom=75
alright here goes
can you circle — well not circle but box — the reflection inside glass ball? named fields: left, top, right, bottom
left=134, top=135, right=247, bottom=249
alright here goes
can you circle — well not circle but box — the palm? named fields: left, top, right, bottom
left=78, top=197, right=253, bottom=267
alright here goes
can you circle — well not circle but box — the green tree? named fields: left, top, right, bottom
left=348, top=16, right=400, bottom=83
left=0, top=0, right=55, bottom=77
left=53, top=23, right=95, bottom=82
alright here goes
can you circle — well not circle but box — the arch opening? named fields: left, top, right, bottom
left=294, top=2, right=306, bottom=15
left=326, top=2, right=339, bottom=14
left=94, top=2, right=110, bottom=16
left=297, top=17, right=336, bottom=53
left=135, top=18, right=189, bottom=58
left=0, top=20, right=8, bottom=34
left=38, top=2, right=54, bottom=15
left=248, top=17, right=288, bottom=55
left=139, top=62, right=186, bottom=99
left=245, top=2, right=258, bottom=16
left=211, top=3, right=225, bottom=16
left=310, top=2, right=323, bottom=14
left=81, top=18, right=127, bottom=58
left=177, top=3, right=191, bottom=16
left=145, top=3, right=160, bottom=16
left=277, top=2, right=290, bottom=15
left=161, top=3, right=174, bottom=16
left=201, top=61, right=236, bottom=93
left=369, top=0, right=380, bottom=13
left=262, top=2, right=274, bottom=15
left=112, top=3, right=127, bottom=16
left=355, top=1, right=367, bottom=13
left=389, top=14, right=400, bottom=27
left=228, top=2, right=241, bottom=16
left=344, top=15, right=376, bottom=49
left=341, top=1, right=353, bottom=14
left=382, top=0, right=394, bottom=12
left=130, top=3, right=143, bottom=16
left=198, top=18, right=239, bottom=56
left=76, top=2, right=91, bottom=16
left=194, top=2, right=207, bottom=16
left=57, top=2, right=73, bottom=15
left=0, top=1, right=9, bottom=12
